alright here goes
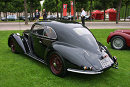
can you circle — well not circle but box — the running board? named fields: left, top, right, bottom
left=25, top=53, right=47, bottom=65
left=23, top=38, right=47, bottom=65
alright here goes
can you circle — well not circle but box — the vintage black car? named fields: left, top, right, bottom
left=8, top=21, right=118, bottom=77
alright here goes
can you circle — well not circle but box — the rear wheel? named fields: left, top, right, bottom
left=49, top=52, right=66, bottom=77
left=111, top=36, right=126, bottom=50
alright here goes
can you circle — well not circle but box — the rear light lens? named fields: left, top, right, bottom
left=83, top=66, right=93, bottom=70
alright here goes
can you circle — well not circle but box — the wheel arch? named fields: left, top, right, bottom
left=46, top=49, right=56, bottom=64
left=8, top=34, right=14, bottom=47
left=8, top=33, right=27, bottom=53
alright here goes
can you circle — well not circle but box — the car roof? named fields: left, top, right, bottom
left=34, top=20, right=84, bottom=41
left=36, top=20, right=83, bottom=30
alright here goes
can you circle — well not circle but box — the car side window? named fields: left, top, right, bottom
left=43, top=26, right=57, bottom=39
left=32, top=25, right=44, bottom=36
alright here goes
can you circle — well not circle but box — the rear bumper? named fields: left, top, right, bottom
left=67, top=68, right=103, bottom=74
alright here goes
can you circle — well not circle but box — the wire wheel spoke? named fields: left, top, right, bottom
left=50, top=54, right=63, bottom=74
left=10, top=40, right=16, bottom=52
left=113, top=38, right=123, bottom=48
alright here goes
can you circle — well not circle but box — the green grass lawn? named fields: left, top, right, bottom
left=0, top=20, right=25, bottom=22
left=0, top=29, right=130, bottom=87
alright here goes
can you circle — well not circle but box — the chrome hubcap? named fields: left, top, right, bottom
left=113, top=38, right=123, bottom=49
left=53, top=62, right=57, bottom=67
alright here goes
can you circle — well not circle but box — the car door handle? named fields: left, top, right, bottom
left=39, top=41, right=42, bottom=43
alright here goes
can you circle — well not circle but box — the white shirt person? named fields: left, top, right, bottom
left=81, top=9, right=86, bottom=17
left=81, top=8, right=86, bottom=26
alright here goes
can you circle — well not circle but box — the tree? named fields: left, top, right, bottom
left=60, top=0, right=63, bottom=19
left=43, top=0, right=65, bottom=19
left=73, top=0, right=76, bottom=21
left=0, top=0, right=24, bottom=20
left=123, top=0, right=130, bottom=21
left=43, top=0, right=57, bottom=13
left=56, top=0, right=59, bottom=19
left=90, top=0, right=92, bottom=21
left=10, top=0, right=24, bottom=18
left=0, top=1, right=4, bottom=19
left=27, top=0, right=41, bottom=21
left=24, top=0, right=28, bottom=25
left=116, top=0, right=122, bottom=24
left=0, top=0, right=12, bottom=21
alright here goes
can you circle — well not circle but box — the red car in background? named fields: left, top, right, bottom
left=107, top=30, right=130, bottom=50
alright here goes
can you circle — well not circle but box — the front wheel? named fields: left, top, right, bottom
left=10, top=39, right=18, bottom=53
left=111, top=36, right=126, bottom=50
left=49, top=52, right=67, bottom=77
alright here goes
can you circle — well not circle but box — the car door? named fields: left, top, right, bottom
left=30, top=24, right=46, bottom=58
left=31, top=24, right=57, bottom=59
left=39, top=26, right=57, bottom=59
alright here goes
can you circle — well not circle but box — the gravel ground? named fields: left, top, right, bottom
left=0, top=22, right=130, bottom=30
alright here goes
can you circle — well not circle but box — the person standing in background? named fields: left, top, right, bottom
left=81, top=8, right=86, bottom=26
left=35, top=9, right=40, bottom=22
left=43, top=9, right=47, bottom=20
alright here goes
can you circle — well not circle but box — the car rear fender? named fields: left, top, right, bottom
left=52, top=42, right=115, bottom=71
left=52, top=42, right=93, bottom=69
left=8, top=33, right=26, bottom=53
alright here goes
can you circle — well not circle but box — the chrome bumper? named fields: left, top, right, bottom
left=67, top=68, right=103, bottom=74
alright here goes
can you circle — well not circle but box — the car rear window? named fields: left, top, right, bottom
left=73, top=28, right=91, bottom=36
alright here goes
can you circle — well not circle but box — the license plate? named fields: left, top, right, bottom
left=99, top=57, right=114, bottom=68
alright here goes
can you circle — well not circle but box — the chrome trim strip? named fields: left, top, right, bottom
left=24, top=37, right=33, bottom=54
left=67, top=68, right=103, bottom=74
left=25, top=53, right=47, bottom=65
